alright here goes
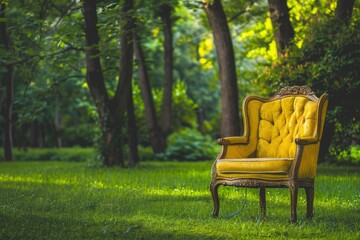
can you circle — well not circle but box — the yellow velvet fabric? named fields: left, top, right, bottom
left=257, top=97, right=317, bottom=159
left=217, top=158, right=292, bottom=174
left=222, top=99, right=262, bottom=159
left=215, top=94, right=328, bottom=180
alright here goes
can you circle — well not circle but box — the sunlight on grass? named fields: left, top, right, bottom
left=0, top=174, right=79, bottom=186
left=0, top=161, right=359, bottom=239
left=0, top=174, right=44, bottom=184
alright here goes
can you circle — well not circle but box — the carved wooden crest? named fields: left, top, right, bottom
left=275, top=85, right=315, bottom=96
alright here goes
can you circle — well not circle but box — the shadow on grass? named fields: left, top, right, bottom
left=0, top=212, right=223, bottom=240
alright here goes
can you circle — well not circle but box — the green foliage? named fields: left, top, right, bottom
left=229, top=0, right=340, bottom=100
left=156, top=128, right=218, bottom=161
left=170, top=81, right=198, bottom=130
left=137, top=146, right=156, bottom=161
left=11, top=77, right=96, bottom=148
left=258, top=15, right=360, bottom=158
left=62, top=124, right=96, bottom=147
left=350, top=145, right=360, bottom=162
left=0, top=161, right=359, bottom=239
left=1, top=0, right=97, bottom=149
left=133, top=81, right=198, bottom=145
left=332, top=145, right=360, bottom=165
left=172, top=2, right=220, bottom=133
left=133, top=1, right=221, bottom=138
left=0, top=148, right=96, bottom=162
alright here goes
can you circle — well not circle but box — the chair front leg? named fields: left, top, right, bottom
left=210, top=181, right=220, bottom=217
left=259, top=187, right=266, bottom=217
left=289, top=183, right=298, bottom=223
left=305, top=187, right=314, bottom=219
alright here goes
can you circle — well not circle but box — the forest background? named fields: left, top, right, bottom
left=0, top=0, right=359, bottom=166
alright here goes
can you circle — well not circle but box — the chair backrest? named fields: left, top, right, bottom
left=257, top=95, right=319, bottom=158
left=243, top=86, right=328, bottom=167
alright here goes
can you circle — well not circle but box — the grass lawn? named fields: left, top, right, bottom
left=0, top=161, right=359, bottom=239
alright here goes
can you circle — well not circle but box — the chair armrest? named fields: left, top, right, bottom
left=289, top=137, right=320, bottom=179
left=217, top=136, right=249, bottom=145
left=295, top=137, right=319, bottom=145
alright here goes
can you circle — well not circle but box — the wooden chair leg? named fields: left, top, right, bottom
left=290, top=185, right=298, bottom=223
left=210, top=181, right=220, bottom=217
left=305, top=187, right=314, bottom=219
left=259, top=187, right=266, bottom=217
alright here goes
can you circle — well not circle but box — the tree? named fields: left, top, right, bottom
left=134, top=32, right=166, bottom=153
left=122, top=1, right=139, bottom=166
left=0, top=2, right=14, bottom=161
left=127, top=85, right=139, bottom=166
left=131, top=1, right=177, bottom=153
left=267, top=0, right=294, bottom=58
left=82, top=0, right=135, bottom=166
left=335, top=0, right=355, bottom=25
left=158, top=3, right=174, bottom=136
left=203, top=0, right=241, bottom=137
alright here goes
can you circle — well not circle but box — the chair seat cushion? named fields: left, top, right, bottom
left=216, top=158, right=293, bottom=175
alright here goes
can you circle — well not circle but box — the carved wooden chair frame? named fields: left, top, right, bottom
left=210, top=86, right=329, bottom=223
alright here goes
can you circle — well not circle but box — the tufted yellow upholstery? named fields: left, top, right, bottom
left=210, top=86, right=328, bottom=222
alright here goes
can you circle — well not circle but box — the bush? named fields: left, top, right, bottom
left=155, top=128, right=219, bottom=161
left=62, top=124, right=96, bottom=147
left=333, top=145, right=360, bottom=165
left=0, top=148, right=97, bottom=162
left=137, top=146, right=156, bottom=161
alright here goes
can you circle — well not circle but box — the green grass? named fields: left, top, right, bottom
left=0, top=161, right=359, bottom=239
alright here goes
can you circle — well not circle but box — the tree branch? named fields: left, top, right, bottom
left=4, top=45, right=82, bottom=66
left=228, top=1, right=255, bottom=23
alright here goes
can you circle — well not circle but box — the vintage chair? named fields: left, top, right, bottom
left=210, top=86, right=328, bottom=222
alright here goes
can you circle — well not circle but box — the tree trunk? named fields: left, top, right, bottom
left=335, top=0, right=355, bottom=25
left=83, top=0, right=135, bottom=166
left=110, top=0, right=136, bottom=166
left=127, top=85, right=139, bottom=166
left=38, top=123, right=45, bottom=148
left=119, top=0, right=138, bottom=165
left=30, top=122, right=37, bottom=147
left=159, top=4, right=174, bottom=136
left=204, top=0, right=241, bottom=137
left=19, top=124, right=28, bottom=151
left=0, top=3, right=13, bottom=161
left=82, top=0, right=109, bottom=122
left=30, top=122, right=45, bottom=148
left=134, top=35, right=166, bottom=153
left=83, top=0, right=124, bottom=166
left=197, top=107, right=205, bottom=134
left=114, top=0, right=134, bottom=116
left=268, top=0, right=295, bottom=58
left=2, top=65, right=13, bottom=160
left=54, top=95, right=62, bottom=148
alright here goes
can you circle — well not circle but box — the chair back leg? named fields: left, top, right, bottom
left=305, top=187, right=314, bottom=219
left=259, top=187, right=266, bottom=217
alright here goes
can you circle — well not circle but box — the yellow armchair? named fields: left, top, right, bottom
left=210, top=86, right=328, bottom=222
